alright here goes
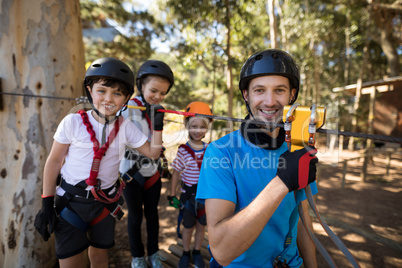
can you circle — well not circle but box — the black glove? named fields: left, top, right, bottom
left=34, top=196, right=56, bottom=241
left=276, top=146, right=318, bottom=192
left=145, top=103, right=165, bottom=131
left=167, top=196, right=181, bottom=209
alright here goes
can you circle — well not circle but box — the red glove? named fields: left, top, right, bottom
left=276, top=146, right=318, bottom=192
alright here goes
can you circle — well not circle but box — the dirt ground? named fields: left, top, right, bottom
left=109, top=148, right=402, bottom=268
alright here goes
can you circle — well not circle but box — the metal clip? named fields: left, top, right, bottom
left=308, top=104, right=317, bottom=146
left=284, top=103, right=300, bottom=149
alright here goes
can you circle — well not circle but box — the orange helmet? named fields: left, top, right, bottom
left=184, top=101, right=213, bottom=122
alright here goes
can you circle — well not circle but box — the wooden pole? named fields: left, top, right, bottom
left=386, top=152, right=392, bottom=176
left=342, top=161, right=347, bottom=189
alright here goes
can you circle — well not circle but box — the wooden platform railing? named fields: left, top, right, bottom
left=318, top=147, right=401, bottom=188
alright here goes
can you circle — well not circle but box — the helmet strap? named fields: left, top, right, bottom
left=90, top=103, right=121, bottom=145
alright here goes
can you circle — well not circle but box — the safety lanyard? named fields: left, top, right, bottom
left=78, top=110, right=122, bottom=186
left=77, top=110, right=126, bottom=204
left=279, top=104, right=360, bottom=268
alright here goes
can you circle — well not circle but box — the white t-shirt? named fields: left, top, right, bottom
left=54, top=110, right=147, bottom=195
left=119, top=96, right=159, bottom=177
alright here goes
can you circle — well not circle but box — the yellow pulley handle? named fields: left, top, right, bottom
left=283, top=105, right=326, bottom=152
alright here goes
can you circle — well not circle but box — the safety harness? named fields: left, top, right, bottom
left=122, top=97, right=163, bottom=189
left=175, top=143, right=207, bottom=238
left=58, top=110, right=126, bottom=232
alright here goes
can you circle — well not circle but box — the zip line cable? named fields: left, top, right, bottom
left=0, top=91, right=81, bottom=101
left=128, top=105, right=402, bottom=144
left=1, top=92, right=401, bottom=144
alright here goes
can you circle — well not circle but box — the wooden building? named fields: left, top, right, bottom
left=333, top=76, right=402, bottom=141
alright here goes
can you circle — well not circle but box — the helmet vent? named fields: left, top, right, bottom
left=255, top=54, right=263, bottom=61
left=150, top=64, right=158, bottom=68
left=92, top=64, right=102, bottom=68
left=271, top=52, right=279, bottom=59
left=120, top=68, right=129, bottom=73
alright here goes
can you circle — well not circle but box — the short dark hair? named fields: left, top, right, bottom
left=86, top=76, right=131, bottom=97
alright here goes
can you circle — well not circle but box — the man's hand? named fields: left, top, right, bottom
left=34, top=196, right=56, bottom=241
left=276, top=146, right=318, bottom=192
left=167, top=196, right=181, bottom=209
left=145, top=104, right=165, bottom=131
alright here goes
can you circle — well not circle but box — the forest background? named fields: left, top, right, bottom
left=0, top=0, right=401, bottom=267
left=81, top=0, right=401, bottom=149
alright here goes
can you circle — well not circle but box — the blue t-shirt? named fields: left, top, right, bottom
left=196, top=130, right=317, bottom=268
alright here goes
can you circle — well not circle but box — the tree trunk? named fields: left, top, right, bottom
left=268, top=0, right=278, bottom=48
left=348, top=39, right=369, bottom=151
left=371, top=4, right=400, bottom=77
left=344, top=5, right=351, bottom=85
left=0, top=0, right=85, bottom=267
left=277, top=0, right=288, bottom=51
left=225, top=0, right=234, bottom=125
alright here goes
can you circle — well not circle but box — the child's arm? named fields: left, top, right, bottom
left=135, top=104, right=165, bottom=159
left=42, top=140, right=69, bottom=196
left=170, top=169, right=181, bottom=196
left=135, top=131, right=163, bottom=160
left=34, top=140, right=69, bottom=241
left=167, top=169, right=181, bottom=208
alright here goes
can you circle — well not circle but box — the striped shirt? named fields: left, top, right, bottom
left=171, top=143, right=206, bottom=186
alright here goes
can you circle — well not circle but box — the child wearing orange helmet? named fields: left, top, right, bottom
left=168, top=101, right=213, bottom=268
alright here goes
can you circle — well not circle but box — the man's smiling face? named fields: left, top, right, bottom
left=242, top=75, right=295, bottom=129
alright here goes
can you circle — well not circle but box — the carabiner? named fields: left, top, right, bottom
left=284, top=103, right=300, bottom=149
left=308, top=104, right=317, bottom=146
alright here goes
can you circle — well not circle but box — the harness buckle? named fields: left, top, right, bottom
left=110, top=204, right=124, bottom=220
left=273, top=256, right=289, bottom=268
left=95, top=179, right=102, bottom=191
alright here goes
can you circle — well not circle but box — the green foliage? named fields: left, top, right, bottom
left=80, top=0, right=159, bottom=71
left=80, top=0, right=400, bottom=136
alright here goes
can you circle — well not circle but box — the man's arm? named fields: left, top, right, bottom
left=297, top=200, right=317, bottom=268
left=205, top=176, right=288, bottom=266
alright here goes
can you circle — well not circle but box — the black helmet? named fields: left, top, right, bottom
left=136, top=60, right=174, bottom=94
left=239, top=49, right=300, bottom=104
left=84, top=57, right=135, bottom=103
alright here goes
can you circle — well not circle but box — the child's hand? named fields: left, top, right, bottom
left=167, top=196, right=181, bottom=209
left=34, top=196, right=56, bottom=241
left=145, top=104, right=165, bottom=131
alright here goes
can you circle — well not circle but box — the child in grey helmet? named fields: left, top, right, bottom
left=119, top=60, right=174, bottom=268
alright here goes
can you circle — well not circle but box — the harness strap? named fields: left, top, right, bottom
left=59, top=203, right=124, bottom=232
left=179, top=143, right=208, bottom=170
left=297, top=193, right=337, bottom=268
left=78, top=110, right=123, bottom=187
left=304, top=186, right=360, bottom=267
left=144, top=170, right=160, bottom=190
left=90, top=178, right=126, bottom=204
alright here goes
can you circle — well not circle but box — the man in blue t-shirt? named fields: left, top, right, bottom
left=196, top=49, right=318, bottom=268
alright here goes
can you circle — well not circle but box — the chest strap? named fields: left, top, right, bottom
left=78, top=110, right=125, bottom=203
left=179, top=143, right=208, bottom=170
